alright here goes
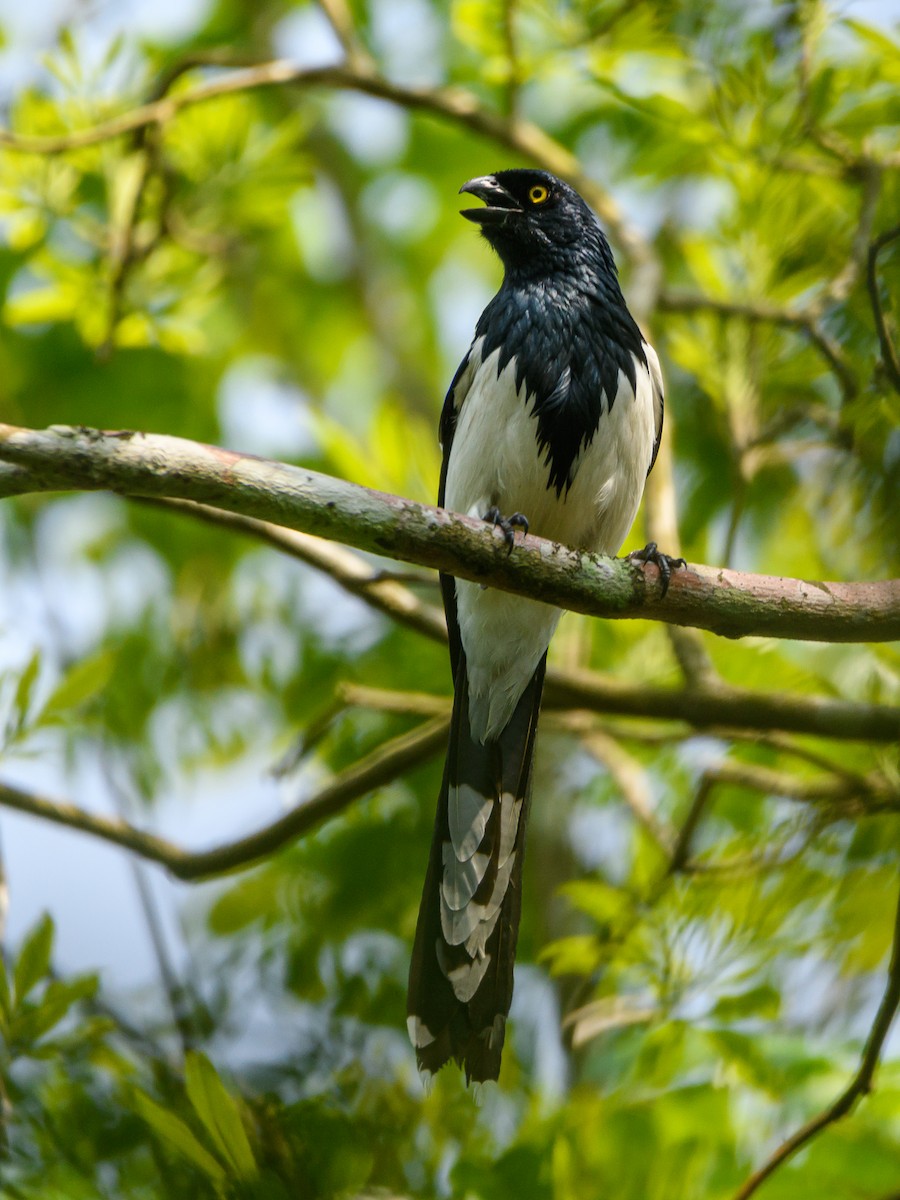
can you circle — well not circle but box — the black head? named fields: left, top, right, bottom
left=459, top=169, right=614, bottom=279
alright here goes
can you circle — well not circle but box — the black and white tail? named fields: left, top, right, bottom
left=407, top=655, right=546, bottom=1082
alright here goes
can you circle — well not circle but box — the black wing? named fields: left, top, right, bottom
left=437, top=344, right=478, bottom=679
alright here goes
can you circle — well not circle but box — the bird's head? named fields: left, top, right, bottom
left=459, top=169, right=612, bottom=278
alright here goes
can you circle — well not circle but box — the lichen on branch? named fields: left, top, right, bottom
left=1, top=422, right=898, bottom=644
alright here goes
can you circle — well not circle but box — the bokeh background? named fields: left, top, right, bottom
left=1, top=0, right=899, bottom=1196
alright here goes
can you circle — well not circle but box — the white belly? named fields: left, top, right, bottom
left=444, top=339, right=657, bottom=742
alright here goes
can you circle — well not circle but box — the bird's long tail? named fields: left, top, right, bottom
left=407, top=654, right=546, bottom=1082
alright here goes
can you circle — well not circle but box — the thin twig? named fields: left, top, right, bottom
left=104, top=760, right=195, bottom=1054
left=272, top=695, right=350, bottom=779
left=823, top=162, right=882, bottom=304
left=749, top=731, right=873, bottom=784
left=581, top=728, right=677, bottom=855
left=732, top=875, right=900, bottom=1200
left=0, top=715, right=448, bottom=881
left=501, top=0, right=523, bottom=120
left=339, top=683, right=448, bottom=717
left=709, top=759, right=893, bottom=814
left=866, top=224, right=900, bottom=394
left=796, top=14, right=859, bottom=169
left=139, top=497, right=448, bottom=645
left=99, top=148, right=152, bottom=357
left=685, top=815, right=825, bottom=878
left=658, top=291, right=857, bottom=397
left=98, top=54, right=214, bottom=356
left=316, top=0, right=372, bottom=65
left=0, top=59, right=646, bottom=264
left=669, top=775, right=714, bottom=873
left=668, top=755, right=896, bottom=876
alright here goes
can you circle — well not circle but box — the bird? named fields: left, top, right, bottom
left=407, top=168, right=679, bottom=1082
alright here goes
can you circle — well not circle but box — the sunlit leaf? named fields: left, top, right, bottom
left=711, top=983, right=781, bottom=1022
left=132, top=1090, right=227, bottom=1182
left=12, top=913, right=54, bottom=1004
left=185, top=1051, right=257, bottom=1180
left=8, top=650, right=41, bottom=740
left=42, top=650, right=116, bottom=718
left=4, top=283, right=80, bottom=326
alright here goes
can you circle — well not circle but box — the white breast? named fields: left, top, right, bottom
left=444, top=337, right=658, bottom=743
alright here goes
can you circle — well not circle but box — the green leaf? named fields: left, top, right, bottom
left=13, top=913, right=54, bottom=1004
left=10, top=651, right=41, bottom=736
left=185, top=1051, right=257, bottom=1179
left=3, top=211, right=47, bottom=252
left=8, top=974, right=98, bottom=1049
left=540, top=934, right=602, bottom=977
left=0, top=953, right=11, bottom=1024
left=109, top=152, right=148, bottom=238
left=132, top=1090, right=227, bottom=1182
left=4, top=284, right=79, bottom=326
left=42, top=650, right=115, bottom=718
left=843, top=17, right=900, bottom=61
left=559, top=879, right=631, bottom=926
left=711, top=983, right=781, bottom=1022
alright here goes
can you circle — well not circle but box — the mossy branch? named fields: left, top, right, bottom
left=1, top=423, right=898, bottom=645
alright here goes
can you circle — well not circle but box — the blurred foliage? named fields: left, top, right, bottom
left=1, top=0, right=899, bottom=1197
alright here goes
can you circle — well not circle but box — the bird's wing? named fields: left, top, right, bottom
left=437, top=342, right=481, bottom=679
left=439, top=341, right=482, bottom=505
left=644, top=338, right=665, bottom=476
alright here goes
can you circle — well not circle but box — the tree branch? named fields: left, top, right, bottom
left=581, top=728, right=677, bottom=855
left=707, top=759, right=894, bottom=814
left=2, top=425, right=898, bottom=647
left=668, top=774, right=714, bottom=872
left=0, top=716, right=448, bottom=881
left=143, top=501, right=900, bottom=742
left=142, top=497, right=448, bottom=644
left=547, top=668, right=900, bottom=742
left=8, top=672, right=889, bottom=887
left=500, top=0, right=523, bottom=120
left=0, top=59, right=645, bottom=265
left=732, top=873, right=900, bottom=1200
left=658, top=291, right=857, bottom=397
left=867, top=223, right=900, bottom=394
left=316, top=0, right=373, bottom=66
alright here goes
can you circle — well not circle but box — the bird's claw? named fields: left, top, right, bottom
left=626, top=541, right=686, bottom=598
left=484, top=507, right=529, bottom=555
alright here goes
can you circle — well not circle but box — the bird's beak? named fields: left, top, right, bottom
left=459, top=176, right=521, bottom=224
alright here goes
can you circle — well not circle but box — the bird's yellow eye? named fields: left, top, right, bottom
left=528, top=184, right=549, bottom=205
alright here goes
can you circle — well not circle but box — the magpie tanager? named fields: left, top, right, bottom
left=407, top=169, right=671, bottom=1083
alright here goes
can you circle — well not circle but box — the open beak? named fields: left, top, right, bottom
left=459, top=176, right=521, bottom=224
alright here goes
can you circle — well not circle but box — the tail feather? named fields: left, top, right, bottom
left=407, top=655, right=546, bottom=1082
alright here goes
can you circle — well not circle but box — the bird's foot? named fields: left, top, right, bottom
left=483, top=507, right=529, bottom=555
left=626, top=542, right=686, bottom=598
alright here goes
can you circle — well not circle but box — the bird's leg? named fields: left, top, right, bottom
left=483, top=507, right=529, bottom=555
left=626, top=541, right=686, bottom=598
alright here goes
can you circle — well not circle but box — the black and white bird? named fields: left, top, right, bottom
left=407, top=169, right=677, bottom=1082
